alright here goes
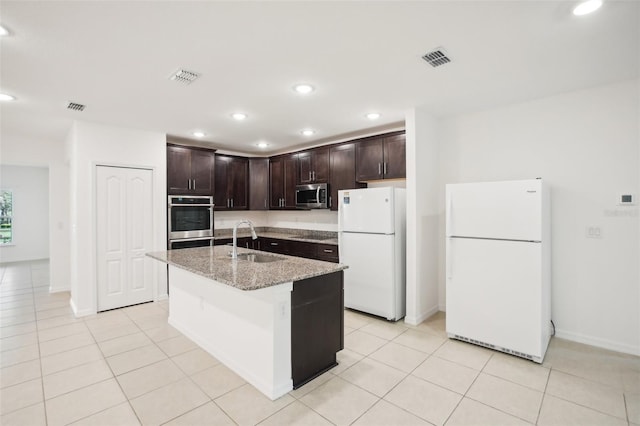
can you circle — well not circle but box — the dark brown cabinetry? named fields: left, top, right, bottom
left=215, top=236, right=339, bottom=263
left=297, top=147, right=329, bottom=184
left=167, top=145, right=215, bottom=195
left=291, top=271, right=343, bottom=388
left=214, top=155, right=248, bottom=210
left=355, top=132, right=406, bottom=181
left=249, top=158, right=269, bottom=210
left=260, top=237, right=291, bottom=255
left=329, top=143, right=364, bottom=211
left=270, top=154, right=298, bottom=209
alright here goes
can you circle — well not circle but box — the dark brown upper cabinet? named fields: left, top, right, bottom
left=249, top=158, right=269, bottom=210
left=270, top=153, right=298, bottom=209
left=167, top=144, right=215, bottom=195
left=297, top=147, right=329, bottom=184
left=355, top=132, right=406, bottom=182
left=214, top=154, right=248, bottom=210
left=329, top=143, right=364, bottom=211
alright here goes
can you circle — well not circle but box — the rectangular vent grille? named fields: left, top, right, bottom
left=170, top=69, right=200, bottom=84
left=422, top=49, right=451, bottom=68
left=453, top=334, right=534, bottom=361
left=67, top=102, right=85, bottom=111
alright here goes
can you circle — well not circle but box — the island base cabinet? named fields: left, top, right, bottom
left=167, top=266, right=293, bottom=400
left=291, top=271, right=344, bottom=388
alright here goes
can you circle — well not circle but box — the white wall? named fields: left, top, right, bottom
left=0, top=166, right=49, bottom=262
left=404, top=109, right=440, bottom=325
left=215, top=210, right=338, bottom=232
left=0, top=135, right=70, bottom=292
left=436, top=78, right=640, bottom=355
left=69, top=121, right=167, bottom=316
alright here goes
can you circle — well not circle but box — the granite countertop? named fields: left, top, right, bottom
left=147, top=245, right=347, bottom=291
left=215, top=227, right=338, bottom=245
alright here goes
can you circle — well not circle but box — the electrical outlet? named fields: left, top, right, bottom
left=586, top=226, right=602, bottom=239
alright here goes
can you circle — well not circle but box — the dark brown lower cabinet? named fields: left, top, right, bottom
left=291, top=271, right=344, bottom=388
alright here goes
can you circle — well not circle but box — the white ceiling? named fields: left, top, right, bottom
left=1, top=1, right=638, bottom=155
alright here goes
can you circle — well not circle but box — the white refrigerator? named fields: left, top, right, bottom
left=338, top=187, right=406, bottom=321
left=446, top=179, right=551, bottom=363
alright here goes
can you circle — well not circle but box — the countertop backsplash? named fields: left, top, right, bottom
left=214, top=209, right=338, bottom=232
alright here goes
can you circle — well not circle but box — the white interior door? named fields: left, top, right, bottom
left=97, top=166, right=153, bottom=311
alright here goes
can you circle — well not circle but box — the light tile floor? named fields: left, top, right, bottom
left=1, top=259, right=639, bottom=425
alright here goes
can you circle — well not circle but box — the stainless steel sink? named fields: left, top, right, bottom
left=229, top=253, right=285, bottom=263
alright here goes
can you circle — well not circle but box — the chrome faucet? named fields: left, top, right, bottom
left=231, top=220, right=258, bottom=260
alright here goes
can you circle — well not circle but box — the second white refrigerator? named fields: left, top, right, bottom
left=446, top=179, right=551, bottom=363
left=338, top=187, right=406, bottom=321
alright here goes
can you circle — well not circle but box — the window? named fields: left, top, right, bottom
left=0, top=190, right=12, bottom=244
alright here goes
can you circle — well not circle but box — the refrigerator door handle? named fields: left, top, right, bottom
left=446, top=238, right=453, bottom=279
left=446, top=193, right=453, bottom=236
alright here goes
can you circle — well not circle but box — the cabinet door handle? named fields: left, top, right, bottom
left=313, top=171, right=316, bottom=181
left=264, top=199, right=267, bottom=208
left=329, top=196, right=332, bottom=208
left=188, top=179, right=191, bottom=190
left=270, top=242, right=278, bottom=246
left=245, top=242, right=249, bottom=248
left=231, top=198, right=234, bottom=208
left=383, top=162, right=387, bottom=175
left=323, top=249, right=334, bottom=253
left=378, top=163, right=382, bottom=175
left=309, top=171, right=312, bottom=181
left=227, top=199, right=230, bottom=208
left=193, top=179, right=196, bottom=190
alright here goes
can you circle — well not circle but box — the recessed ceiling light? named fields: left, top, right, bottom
left=231, top=112, right=247, bottom=121
left=365, top=112, right=381, bottom=120
left=301, top=129, right=315, bottom=136
left=192, top=131, right=206, bottom=138
left=293, top=84, right=314, bottom=95
left=0, top=26, right=9, bottom=37
left=573, top=0, right=603, bottom=15
left=257, top=142, right=269, bottom=149
left=0, top=93, right=15, bottom=101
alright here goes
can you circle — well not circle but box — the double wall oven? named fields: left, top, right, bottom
left=168, top=195, right=214, bottom=249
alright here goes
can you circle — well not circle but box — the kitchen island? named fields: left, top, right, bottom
left=147, top=245, right=347, bottom=400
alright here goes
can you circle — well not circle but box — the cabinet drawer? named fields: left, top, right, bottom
left=315, top=244, right=339, bottom=263
left=261, top=238, right=291, bottom=255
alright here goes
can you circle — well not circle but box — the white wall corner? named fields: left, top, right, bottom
left=404, top=107, right=440, bottom=326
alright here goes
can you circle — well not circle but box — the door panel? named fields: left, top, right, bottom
left=97, top=166, right=153, bottom=311
left=446, top=180, right=542, bottom=241
left=126, top=168, right=153, bottom=305
left=446, top=237, right=542, bottom=356
left=339, top=187, right=394, bottom=234
left=355, top=138, right=383, bottom=181
left=340, top=233, right=394, bottom=319
left=383, top=134, right=406, bottom=179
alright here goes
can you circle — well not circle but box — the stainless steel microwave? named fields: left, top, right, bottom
left=295, top=183, right=328, bottom=209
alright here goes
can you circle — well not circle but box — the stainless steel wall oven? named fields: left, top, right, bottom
left=168, top=195, right=214, bottom=248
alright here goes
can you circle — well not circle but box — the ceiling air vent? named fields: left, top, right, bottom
left=67, top=102, right=85, bottom=111
left=169, top=69, right=200, bottom=85
left=421, top=48, right=451, bottom=68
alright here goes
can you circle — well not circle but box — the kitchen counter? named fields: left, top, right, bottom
left=215, top=227, right=338, bottom=245
left=147, top=245, right=345, bottom=400
left=147, top=245, right=346, bottom=291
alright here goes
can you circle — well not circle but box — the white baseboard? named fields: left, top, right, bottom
left=404, top=305, right=440, bottom=326
left=49, top=285, right=70, bottom=293
left=555, top=328, right=640, bottom=357
left=155, top=294, right=169, bottom=301
left=69, top=298, right=95, bottom=318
